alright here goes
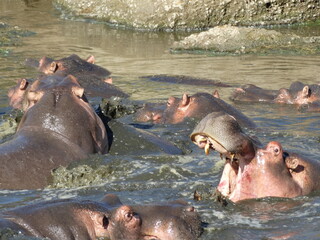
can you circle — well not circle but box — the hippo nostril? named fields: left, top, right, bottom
left=102, top=216, right=109, bottom=229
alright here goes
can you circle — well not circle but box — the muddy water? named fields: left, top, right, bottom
left=1, top=0, right=320, bottom=239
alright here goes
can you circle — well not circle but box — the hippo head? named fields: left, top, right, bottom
left=18, top=75, right=108, bottom=154
left=25, top=54, right=112, bottom=83
left=161, top=92, right=219, bottom=124
left=190, top=112, right=312, bottom=203
left=133, top=103, right=165, bottom=122
left=102, top=194, right=203, bottom=240
left=1, top=199, right=141, bottom=240
left=8, top=78, right=29, bottom=110
left=274, top=88, right=294, bottom=104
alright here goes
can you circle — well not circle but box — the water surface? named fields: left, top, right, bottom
left=0, top=1, right=320, bottom=239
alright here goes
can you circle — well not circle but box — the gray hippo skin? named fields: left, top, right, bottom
left=161, top=91, right=256, bottom=128
left=1, top=75, right=108, bottom=189
left=231, top=81, right=320, bottom=110
left=191, top=112, right=320, bottom=202
left=102, top=194, right=203, bottom=240
left=0, top=194, right=203, bottom=240
left=0, top=199, right=141, bottom=240
left=24, top=54, right=129, bottom=99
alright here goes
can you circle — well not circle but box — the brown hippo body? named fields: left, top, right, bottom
left=231, top=81, right=320, bottom=111
left=0, top=199, right=140, bottom=240
left=0, top=195, right=203, bottom=240
left=191, top=112, right=320, bottom=203
left=1, top=75, right=108, bottom=190
left=23, top=54, right=129, bottom=100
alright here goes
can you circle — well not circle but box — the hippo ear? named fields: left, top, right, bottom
left=91, top=213, right=110, bottom=237
left=19, top=78, right=28, bottom=90
left=101, top=194, right=123, bottom=207
left=212, top=90, right=220, bottom=98
left=104, top=77, right=113, bottom=84
left=182, top=93, right=190, bottom=106
left=72, top=86, right=84, bottom=98
left=49, top=62, right=58, bottom=73
left=86, top=55, right=95, bottom=64
left=285, top=157, right=299, bottom=171
left=301, top=86, right=310, bottom=98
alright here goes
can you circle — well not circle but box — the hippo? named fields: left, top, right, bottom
left=140, top=74, right=231, bottom=87
left=101, top=194, right=204, bottom=240
left=190, top=112, right=320, bottom=203
left=133, top=102, right=166, bottom=123
left=1, top=75, right=108, bottom=189
left=0, top=194, right=203, bottom=240
left=24, top=54, right=129, bottom=98
left=230, top=84, right=279, bottom=102
left=160, top=91, right=256, bottom=128
left=231, top=81, right=320, bottom=108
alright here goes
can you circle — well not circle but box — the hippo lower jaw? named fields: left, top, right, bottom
left=192, top=134, right=247, bottom=202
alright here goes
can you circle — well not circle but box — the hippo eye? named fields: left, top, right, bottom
left=124, top=212, right=133, bottom=221
left=167, top=101, right=171, bottom=106
left=274, top=147, right=279, bottom=154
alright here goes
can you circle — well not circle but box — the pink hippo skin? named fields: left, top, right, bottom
left=191, top=112, right=320, bottom=203
left=160, top=91, right=256, bottom=128
left=1, top=75, right=109, bottom=189
left=0, top=194, right=203, bottom=240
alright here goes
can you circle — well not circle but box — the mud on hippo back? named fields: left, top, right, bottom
left=1, top=75, right=108, bottom=190
left=191, top=111, right=320, bottom=203
left=0, top=194, right=203, bottom=240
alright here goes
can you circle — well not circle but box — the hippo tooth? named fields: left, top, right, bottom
left=230, top=153, right=235, bottom=162
left=205, top=142, right=210, bottom=155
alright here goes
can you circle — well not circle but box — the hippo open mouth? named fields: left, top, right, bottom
left=192, top=134, right=242, bottom=199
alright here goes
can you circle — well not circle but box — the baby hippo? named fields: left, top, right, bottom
left=191, top=112, right=320, bottom=202
left=0, top=194, right=204, bottom=240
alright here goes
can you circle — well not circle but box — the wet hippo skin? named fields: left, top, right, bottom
left=191, top=112, right=320, bottom=203
left=0, top=194, right=203, bottom=240
left=231, top=81, right=320, bottom=111
left=161, top=91, right=256, bottom=128
left=1, top=75, right=108, bottom=190
left=24, top=54, right=129, bottom=99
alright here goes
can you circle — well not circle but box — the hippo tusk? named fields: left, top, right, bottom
left=205, top=142, right=210, bottom=155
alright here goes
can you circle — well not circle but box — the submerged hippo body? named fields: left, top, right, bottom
left=141, top=74, right=231, bottom=87
left=230, top=84, right=279, bottom=102
left=1, top=75, right=108, bottom=189
left=191, top=112, right=320, bottom=202
left=231, top=82, right=320, bottom=110
left=24, top=54, right=129, bottom=99
left=0, top=194, right=203, bottom=240
left=162, top=92, right=256, bottom=128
